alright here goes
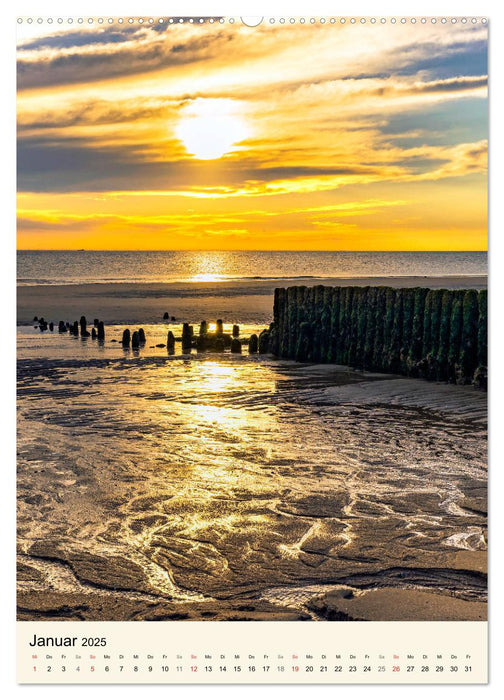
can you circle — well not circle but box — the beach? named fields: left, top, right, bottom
left=17, top=342, right=487, bottom=621
left=17, top=275, right=487, bottom=326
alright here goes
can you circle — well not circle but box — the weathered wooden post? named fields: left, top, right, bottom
left=138, top=328, right=146, bottom=344
left=437, top=290, right=453, bottom=381
left=182, top=323, right=192, bottom=350
left=216, top=319, right=224, bottom=335
left=97, top=321, right=105, bottom=341
left=248, top=333, right=258, bottom=353
left=474, top=289, right=487, bottom=389
left=131, top=331, right=140, bottom=348
left=167, top=330, right=176, bottom=352
left=232, top=324, right=240, bottom=337
left=49, top=322, right=54, bottom=332
left=93, top=318, right=99, bottom=327
left=459, top=290, right=479, bottom=383
left=163, top=312, right=169, bottom=320
left=258, top=330, right=270, bottom=354
left=72, top=321, right=79, bottom=336
left=215, top=337, right=225, bottom=353
left=80, top=315, right=90, bottom=337
left=91, top=327, right=97, bottom=339
left=231, top=338, right=242, bottom=353
left=122, top=329, right=131, bottom=346
left=58, top=321, right=67, bottom=333
left=199, top=321, right=207, bottom=336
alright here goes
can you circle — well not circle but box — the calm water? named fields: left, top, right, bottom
left=17, top=250, right=487, bottom=286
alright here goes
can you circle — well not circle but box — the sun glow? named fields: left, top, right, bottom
left=175, top=98, right=250, bottom=160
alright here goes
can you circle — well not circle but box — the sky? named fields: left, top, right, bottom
left=16, top=18, right=488, bottom=251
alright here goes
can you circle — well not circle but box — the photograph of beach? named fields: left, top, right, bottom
left=17, top=18, right=487, bottom=623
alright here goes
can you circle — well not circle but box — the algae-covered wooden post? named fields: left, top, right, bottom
left=436, top=290, right=453, bottom=381
left=258, top=330, right=270, bottom=354
left=80, top=316, right=90, bottom=337
left=474, top=289, right=487, bottom=389
left=408, top=287, right=428, bottom=375
left=459, top=290, right=479, bottom=383
left=248, top=333, right=258, bottom=354
left=182, top=323, right=192, bottom=350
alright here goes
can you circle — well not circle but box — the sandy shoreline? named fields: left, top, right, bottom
left=17, top=275, right=487, bottom=326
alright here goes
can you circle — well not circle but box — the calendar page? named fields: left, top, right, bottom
left=16, top=14, right=488, bottom=685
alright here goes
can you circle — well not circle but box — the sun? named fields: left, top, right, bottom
left=175, top=98, right=250, bottom=160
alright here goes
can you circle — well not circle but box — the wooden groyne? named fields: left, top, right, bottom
left=269, top=286, right=487, bottom=388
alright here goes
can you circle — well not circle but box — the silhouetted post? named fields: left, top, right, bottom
left=138, top=328, right=146, bottom=344
left=231, top=338, right=242, bottom=353
left=58, top=321, right=67, bottom=333
left=93, top=318, right=99, bottom=327
left=167, top=330, right=175, bottom=351
left=163, top=312, right=169, bottom=320
left=80, top=316, right=90, bottom=337
left=182, top=323, right=192, bottom=350
left=131, top=331, right=140, bottom=348
left=97, top=321, right=105, bottom=341
left=248, top=333, right=258, bottom=353
left=258, top=330, right=270, bottom=354
left=232, top=324, right=239, bottom=337
left=49, top=322, right=54, bottom=332
left=72, top=321, right=79, bottom=336
left=33, top=316, right=38, bottom=322
left=122, top=329, right=131, bottom=346
left=215, top=337, right=225, bottom=353
left=199, top=321, right=207, bottom=336
left=92, top=327, right=97, bottom=339
left=216, top=319, right=224, bottom=335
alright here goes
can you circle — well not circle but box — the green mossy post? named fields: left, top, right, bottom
left=436, top=290, right=453, bottom=381
left=400, top=288, right=415, bottom=374
left=389, top=291, right=403, bottom=373
left=408, top=288, right=428, bottom=375
left=459, top=290, right=479, bottom=383
left=249, top=334, right=258, bottom=354
left=258, top=330, right=270, bottom=354
left=477, top=289, right=488, bottom=368
left=272, top=285, right=486, bottom=388
left=372, top=287, right=387, bottom=371
left=363, top=286, right=377, bottom=370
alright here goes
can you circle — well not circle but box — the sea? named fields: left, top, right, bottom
left=17, top=250, right=487, bottom=286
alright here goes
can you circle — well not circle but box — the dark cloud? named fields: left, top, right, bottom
left=17, top=29, right=233, bottom=89
left=19, top=26, right=147, bottom=51
left=17, top=132, right=386, bottom=193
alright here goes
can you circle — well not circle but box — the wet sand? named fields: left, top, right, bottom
left=17, top=336, right=487, bottom=622
left=17, top=275, right=487, bottom=326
